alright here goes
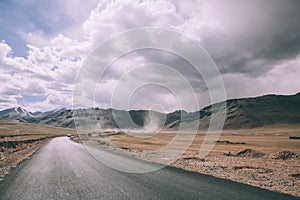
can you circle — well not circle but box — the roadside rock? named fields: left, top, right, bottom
left=272, top=151, right=299, bottom=160
left=224, top=148, right=266, bottom=158
left=235, top=149, right=266, bottom=158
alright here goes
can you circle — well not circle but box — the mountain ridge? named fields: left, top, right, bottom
left=0, top=93, right=299, bottom=130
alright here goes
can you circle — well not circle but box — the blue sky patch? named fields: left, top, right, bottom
left=17, top=95, right=47, bottom=105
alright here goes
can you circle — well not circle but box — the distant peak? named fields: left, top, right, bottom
left=53, top=107, right=66, bottom=112
left=14, top=107, right=24, bottom=113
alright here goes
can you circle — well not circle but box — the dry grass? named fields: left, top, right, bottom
left=0, top=120, right=75, bottom=137
left=100, top=125, right=300, bottom=155
left=86, top=124, right=300, bottom=197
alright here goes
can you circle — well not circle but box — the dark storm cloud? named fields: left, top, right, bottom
left=199, top=0, right=300, bottom=77
left=102, top=49, right=209, bottom=93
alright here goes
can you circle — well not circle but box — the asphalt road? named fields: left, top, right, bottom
left=0, top=137, right=298, bottom=200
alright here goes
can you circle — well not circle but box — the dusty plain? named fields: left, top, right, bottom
left=81, top=124, right=300, bottom=197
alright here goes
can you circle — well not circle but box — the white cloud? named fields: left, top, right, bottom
left=82, top=0, right=185, bottom=45
left=0, top=0, right=299, bottom=112
left=0, top=41, right=12, bottom=63
left=2, top=0, right=202, bottom=112
left=0, top=35, right=88, bottom=110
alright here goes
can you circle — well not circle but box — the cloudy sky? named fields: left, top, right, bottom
left=0, top=0, right=300, bottom=112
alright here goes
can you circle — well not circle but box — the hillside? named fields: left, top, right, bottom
left=0, top=93, right=299, bottom=130
left=169, top=93, right=300, bottom=130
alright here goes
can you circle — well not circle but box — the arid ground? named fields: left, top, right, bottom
left=1, top=120, right=299, bottom=197
left=0, top=120, right=76, bottom=180
left=81, top=124, right=300, bottom=197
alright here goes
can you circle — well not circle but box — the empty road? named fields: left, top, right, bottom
left=0, top=137, right=298, bottom=200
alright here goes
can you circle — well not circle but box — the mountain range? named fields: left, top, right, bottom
left=0, top=93, right=299, bottom=130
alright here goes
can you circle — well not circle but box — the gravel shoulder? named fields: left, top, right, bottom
left=171, top=152, right=300, bottom=197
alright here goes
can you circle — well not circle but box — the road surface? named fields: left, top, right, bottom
left=0, top=137, right=298, bottom=200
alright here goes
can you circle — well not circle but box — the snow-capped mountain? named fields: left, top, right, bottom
left=0, top=107, right=33, bottom=121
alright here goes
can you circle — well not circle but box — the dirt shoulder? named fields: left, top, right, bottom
left=172, top=152, right=300, bottom=197
left=0, top=138, right=52, bottom=180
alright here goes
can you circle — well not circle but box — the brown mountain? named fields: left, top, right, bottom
left=0, top=93, right=299, bottom=130
left=169, top=93, right=300, bottom=130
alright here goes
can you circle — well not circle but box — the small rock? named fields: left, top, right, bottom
left=272, top=151, right=299, bottom=160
